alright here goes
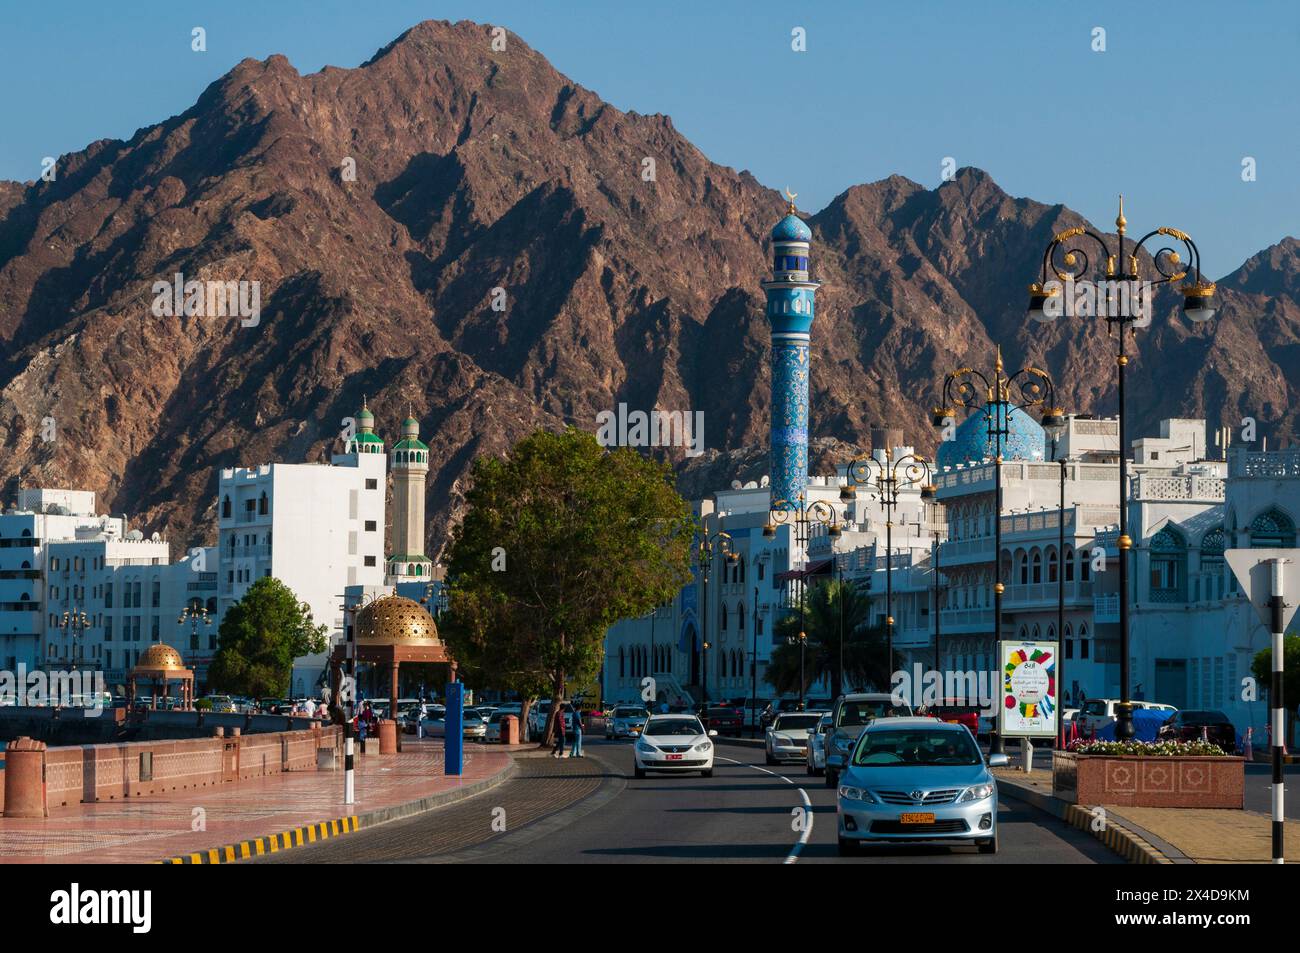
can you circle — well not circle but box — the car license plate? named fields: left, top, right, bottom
left=898, top=812, right=935, bottom=824
left=666, top=753, right=683, bottom=760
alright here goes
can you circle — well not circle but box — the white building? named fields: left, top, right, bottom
left=0, top=489, right=127, bottom=672
left=1127, top=446, right=1299, bottom=740
left=217, top=403, right=388, bottom=696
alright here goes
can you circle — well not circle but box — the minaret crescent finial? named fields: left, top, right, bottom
left=785, top=186, right=797, bottom=214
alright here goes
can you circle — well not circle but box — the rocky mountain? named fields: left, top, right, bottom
left=0, top=19, right=1296, bottom=557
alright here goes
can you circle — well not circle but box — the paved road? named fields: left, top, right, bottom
left=1244, top=763, right=1300, bottom=818
left=260, top=739, right=1118, bottom=864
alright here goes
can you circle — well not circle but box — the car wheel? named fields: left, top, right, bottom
left=700, top=769, right=713, bottom=778
left=824, top=769, right=837, bottom=789
left=634, top=766, right=645, bottom=779
left=837, top=837, right=855, bottom=857
left=978, top=832, right=998, bottom=855
left=765, top=753, right=775, bottom=765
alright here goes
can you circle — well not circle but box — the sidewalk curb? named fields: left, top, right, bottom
left=157, top=758, right=518, bottom=865
left=995, top=775, right=1175, bottom=865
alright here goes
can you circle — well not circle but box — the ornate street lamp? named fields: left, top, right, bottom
left=839, top=449, right=935, bottom=678
left=694, top=529, right=738, bottom=709
left=763, top=494, right=841, bottom=707
left=1025, top=197, right=1214, bottom=740
left=934, top=350, right=1065, bottom=754
left=178, top=597, right=211, bottom=653
left=56, top=607, right=90, bottom=666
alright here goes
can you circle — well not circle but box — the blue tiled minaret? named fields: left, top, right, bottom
left=763, top=191, right=820, bottom=510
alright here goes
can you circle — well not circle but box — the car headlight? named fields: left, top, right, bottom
left=694, top=741, right=712, bottom=752
left=837, top=785, right=876, bottom=803
left=635, top=740, right=656, bottom=753
left=958, top=782, right=994, bottom=803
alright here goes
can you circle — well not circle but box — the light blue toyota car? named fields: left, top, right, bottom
left=836, top=717, right=1008, bottom=856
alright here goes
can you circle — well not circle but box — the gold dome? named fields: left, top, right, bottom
left=135, top=643, right=187, bottom=672
left=355, top=595, right=440, bottom=646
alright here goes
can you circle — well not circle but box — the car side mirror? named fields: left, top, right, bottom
left=708, top=729, right=718, bottom=737
left=987, top=753, right=1009, bottom=768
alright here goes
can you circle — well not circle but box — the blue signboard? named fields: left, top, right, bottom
left=444, top=681, right=463, bottom=775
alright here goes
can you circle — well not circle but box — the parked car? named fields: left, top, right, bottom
left=702, top=706, right=744, bottom=735
left=203, top=694, right=237, bottom=713
left=485, top=709, right=513, bottom=743
left=806, top=712, right=834, bottom=776
left=1156, top=709, right=1237, bottom=752
left=825, top=693, right=914, bottom=788
left=633, top=714, right=717, bottom=778
left=836, top=717, right=1007, bottom=856
left=765, top=711, right=828, bottom=765
left=1078, top=698, right=1179, bottom=736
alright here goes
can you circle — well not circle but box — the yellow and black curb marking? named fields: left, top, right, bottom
left=1061, top=803, right=1171, bottom=865
left=163, top=815, right=362, bottom=864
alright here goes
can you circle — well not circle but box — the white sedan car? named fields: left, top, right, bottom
left=765, top=711, right=828, bottom=765
left=805, top=712, right=833, bottom=775
left=634, top=715, right=717, bottom=779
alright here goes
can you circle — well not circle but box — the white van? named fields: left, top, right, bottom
left=1078, top=698, right=1178, bottom=735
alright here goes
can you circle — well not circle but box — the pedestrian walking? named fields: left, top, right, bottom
left=551, top=704, right=567, bottom=758
left=570, top=706, right=584, bottom=758
left=417, top=700, right=428, bottom=739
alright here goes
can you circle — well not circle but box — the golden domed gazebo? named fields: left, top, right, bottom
left=330, top=595, right=453, bottom=733
left=128, top=643, right=195, bottom=710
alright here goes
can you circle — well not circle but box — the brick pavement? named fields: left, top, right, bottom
left=0, top=737, right=510, bottom=863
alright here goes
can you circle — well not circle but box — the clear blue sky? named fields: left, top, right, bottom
left=2, top=0, right=1296, bottom=272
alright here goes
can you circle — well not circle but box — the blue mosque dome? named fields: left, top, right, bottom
left=771, top=213, right=812, bottom=242
left=936, top=404, right=1046, bottom=470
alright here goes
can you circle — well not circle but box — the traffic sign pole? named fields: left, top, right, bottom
left=1226, top=548, right=1297, bottom=865
left=1269, top=560, right=1285, bottom=864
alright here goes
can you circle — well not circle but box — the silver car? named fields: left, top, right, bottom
left=824, top=693, right=913, bottom=788
left=765, top=711, right=827, bottom=765
left=836, top=718, right=1008, bottom=855
left=605, top=705, right=649, bottom=740
left=805, top=712, right=833, bottom=776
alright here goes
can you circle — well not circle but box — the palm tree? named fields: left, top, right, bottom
left=766, top=578, right=892, bottom=700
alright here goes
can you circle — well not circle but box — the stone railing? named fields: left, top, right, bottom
left=1230, top=448, right=1300, bottom=479
left=3, top=724, right=340, bottom=815
left=1130, top=473, right=1225, bottom=502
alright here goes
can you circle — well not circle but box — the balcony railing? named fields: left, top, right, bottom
left=1003, top=580, right=1093, bottom=607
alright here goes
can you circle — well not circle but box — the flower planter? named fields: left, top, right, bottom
left=1053, top=751, right=1244, bottom=808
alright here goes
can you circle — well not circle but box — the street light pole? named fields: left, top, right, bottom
left=840, top=450, right=935, bottom=687
left=1053, top=438, right=1067, bottom=747
left=695, top=529, right=737, bottom=711
left=764, top=495, right=840, bottom=708
left=1026, top=197, right=1216, bottom=741
left=934, top=349, right=1065, bottom=755
left=751, top=585, right=759, bottom=737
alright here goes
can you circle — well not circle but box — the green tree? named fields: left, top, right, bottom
left=442, top=428, right=694, bottom=745
left=208, top=577, right=328, bottom=698
left=1251, top=633, right=1300, bottom=743
left=766, top=579, right=891, bottom=699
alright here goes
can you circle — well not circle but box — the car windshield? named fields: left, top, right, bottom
left=615, top=708, right=648, bottom=718
left=852, top=729, right=982, bottom=767
left=774, top=714, right=822, bottom=731
left=1083, top=701, right=1108, bottom=716
left=645, top=718, right=703, bottom=736
left=837, top=701, right=909, bottom=726
left=1180, top=710, right=1229, bottom=725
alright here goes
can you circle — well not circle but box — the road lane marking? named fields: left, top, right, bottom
left=716, top=756, right=813, bottom=864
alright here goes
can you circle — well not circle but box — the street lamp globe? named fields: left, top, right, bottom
left=1181, top=281, right=1217, bottom=323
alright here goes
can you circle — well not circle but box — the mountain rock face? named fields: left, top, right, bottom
left=0, top=19, right=1296, bottom=555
